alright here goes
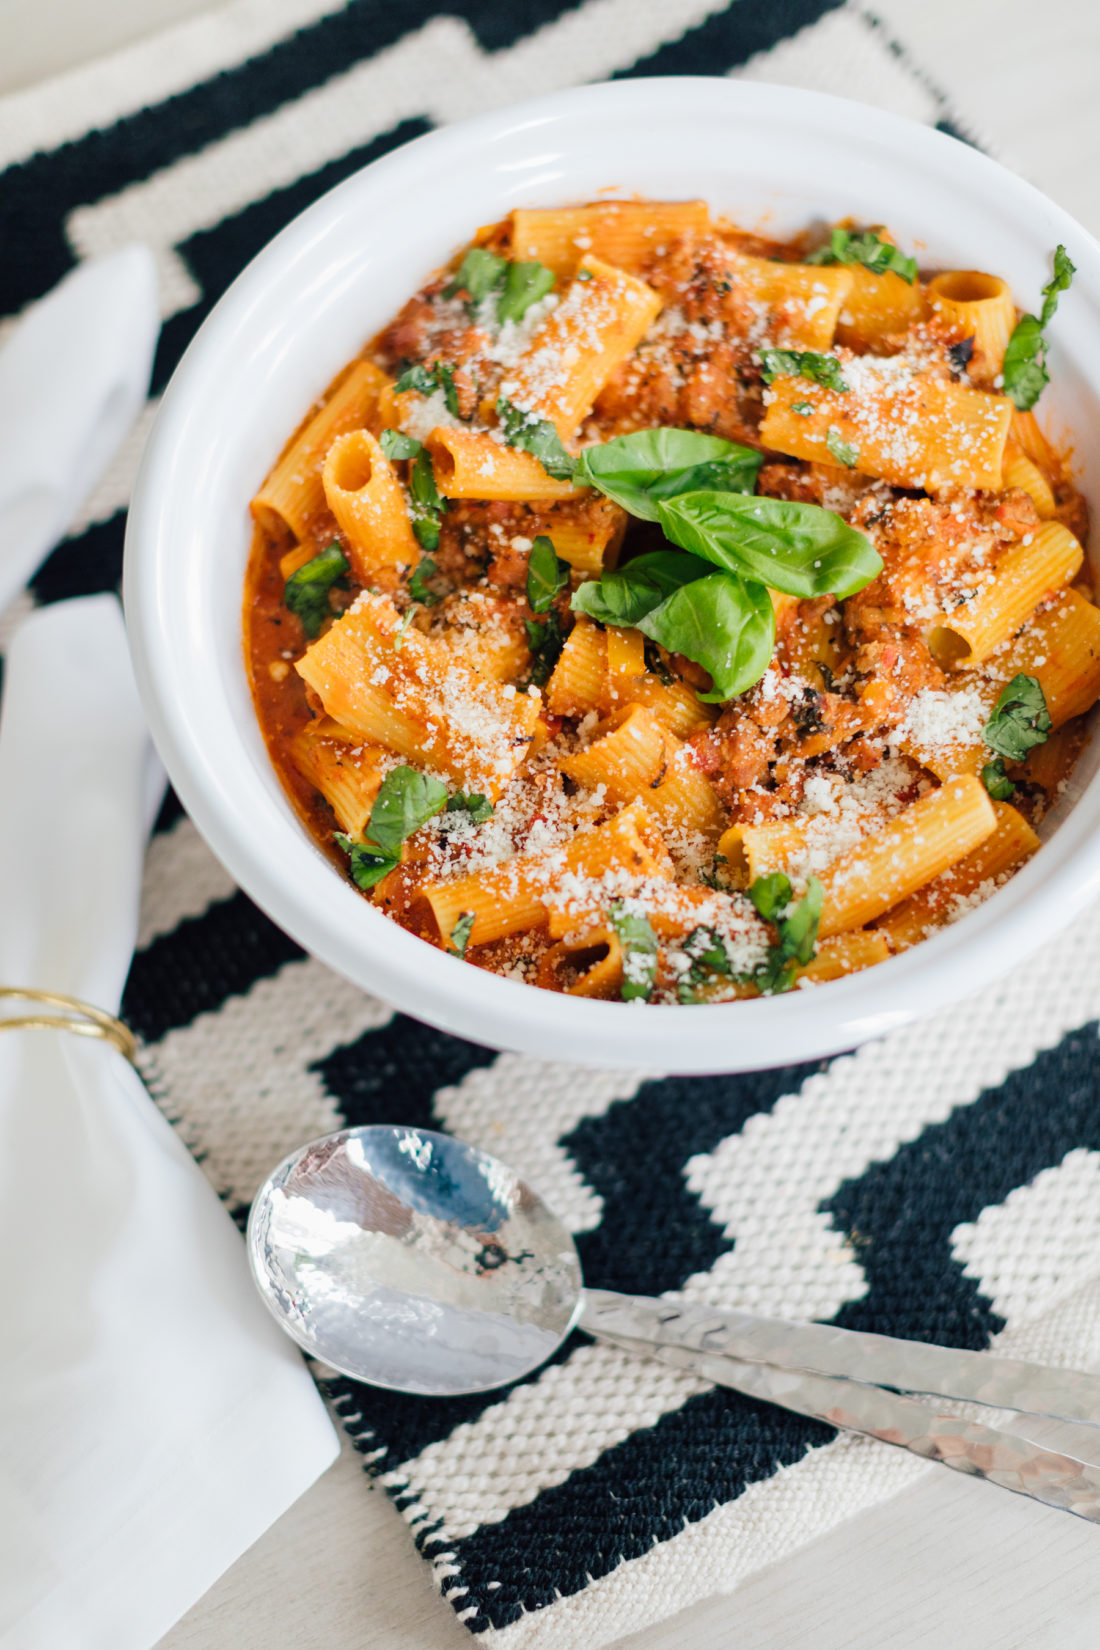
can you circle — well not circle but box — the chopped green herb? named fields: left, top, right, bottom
left=526, top=535, right=570, bottom=613
left=394, top=607, right=418, bottom=648
left=608, top=900, right=659, bottom=1002
left=760, top=349, right=850, bottom=394
left=395, top=361, right=462, bottom=419
left=496, top=395, right=576, bottom=481
left=981, top=759, right=1016, bottom=801
left=1001, top=245, right=1075, bottom=411
left=748, top=873, right=824, bottom=994
left=807, top=228, right=917, bottom=283
left=791, top=401, right=814, bottom=416
left=334, top=830, right=399, bottom=890
left=283, top=543, right=349, bottom=639
left=825, top=427, right=860, bottom=468
left=408, top=448, right=446, bottom=550
left=497, top=260, right=556, bottom=324
left=395, top=363, right=437, bottom=396
left=443, top=246, right=507, bottom=302
left=524, top=609, right=566, bottom=687
left=408, top=556, right=444, bottom=606
left=676, top=925, right=733, bottom=1002
left=380, top=428, right=423, bottom=461
left=747, top=871, right=793, bottom=925
left=982, top=673, right=1051, bottom=761
left=449, top=790, right=494, bottom=824
left=576, top=269, right=594, bottom=281
left=448, top=911, right=476, bottom=958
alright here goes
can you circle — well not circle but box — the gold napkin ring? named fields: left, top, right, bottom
left=0, top=987, right=139, bottom=1064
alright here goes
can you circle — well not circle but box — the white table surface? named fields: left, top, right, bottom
left=4, top=0, right=1100, bottom=1644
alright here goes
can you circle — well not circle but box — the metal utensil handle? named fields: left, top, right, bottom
left=581, top=1289, right=1100, bottom=1426
left=593, top=1327, right=1100, bottom=1524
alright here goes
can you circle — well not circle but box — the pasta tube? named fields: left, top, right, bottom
left=295, top=593, right=540, bottom=800
left=728, top=252, right=852, bottom=350
left=289, top=720, right=388, bottom=838
left=760, top=368, right=1011, bottom=492
left=428, top=427, right=580, bottom=502
left=547, top=615, right=607, bottom=717
left=322, top=429, right=420, bottom=581
left=929, top=522, right=1084, bottom=668
left=835, top=267, right=924, bottom=350
left=874, top=802, right=1038, bottom=950
left=510, top=201, right=712, bottom=277
left=1001, top=439, right=1056, bottom=518
left=498, top=254, right=662, bottom=438
left=926, top=270, right=1017, bottom=382
left=251, top=359, right=391, bottom=540
left=422, top=800, right=673, bottom=947
left=817, top=776, right=997, bottom=938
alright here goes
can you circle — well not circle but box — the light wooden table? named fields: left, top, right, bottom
left=4, top=1, right=1100, bottom=1643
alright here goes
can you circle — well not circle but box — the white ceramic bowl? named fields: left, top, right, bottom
left=125, top=77, right=1100, bottom=1074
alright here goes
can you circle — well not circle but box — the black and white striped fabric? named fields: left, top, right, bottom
left=4, top=4, right=1100, bottom=1645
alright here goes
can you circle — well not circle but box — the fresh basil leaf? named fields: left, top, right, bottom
left=981, top=759, right=1015, bottom=801
left=496, top=396, right=576, bottom=481
left=1002, top=244, right=1075, bottom=411
left=449, top=790, right=494, bottom=824
left=444, top=246, right=507, bottom=302
left=409, top=449, right=446, bottom=551
left=982, top=673, right=1051, bottom=761
left=524, top=609, right=566, bottom=687
left=807, top=228, right=917, bottom=284
left=526, top=535, right=570, bottom=613
left=283, top=543, right=349, bottom=639
left=825, top=427, right=859, bottom=468
left=571, top=549, right=712, bottom=627
left=408, top=555, right=444, bottom=606
left=753, top=874, right=824, bottom=994
left=608, top=900, right=659, bottom=1002
left=655, top=490, right=882, bottom=600
left=448, top=910, right=476, bottom=958
left=747, top=871, right=792, bottom=924
left=334, top=831, right=400, bottom=890
left=573, top=428, right=762, bottom=521
left=636, top=572, right=775, bottom=703
left=380, top=428, right=423, bottom=461
left=498, top=260, right=556, bottom=324
left=365, top=765, right=449, bottom=857
left=760, top=349, right=850, bottom=394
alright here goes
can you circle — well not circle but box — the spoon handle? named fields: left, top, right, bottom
left=589, top=1324, right=1100, bottom=1523
left=579, top=1289, right=1100, bottom=1424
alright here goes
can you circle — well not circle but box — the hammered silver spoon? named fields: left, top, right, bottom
left=247, top=1123, right=1100, bottom=1522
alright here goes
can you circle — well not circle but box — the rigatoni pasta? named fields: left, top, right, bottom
left=244, top=198, right=1095, bottom=1005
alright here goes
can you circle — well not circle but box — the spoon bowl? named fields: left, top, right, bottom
left=247, top=1125, right=584, bottom=1395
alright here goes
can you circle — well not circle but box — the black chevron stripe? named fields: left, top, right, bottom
left=617, top=0, right=845, bottom=78
left=428, top=1385, right=831, bottom=1632
left=0, top=0, right=578, bottom=317
left=28, top=511, right=125, bottom=605
left=824, top=1021, right=1100, bottom=1348
left=122, top=890, right=304, bottom=1042
left=568, top=1058, right=828, bottom=1295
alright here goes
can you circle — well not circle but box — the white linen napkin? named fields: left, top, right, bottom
left=0, top=596, right=339, bottom=1650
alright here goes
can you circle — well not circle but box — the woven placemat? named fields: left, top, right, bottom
left=4, top=4, right=1100, bottom=1647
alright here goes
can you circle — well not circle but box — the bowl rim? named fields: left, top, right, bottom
left=124, top=74, right=1100, bottom=1073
